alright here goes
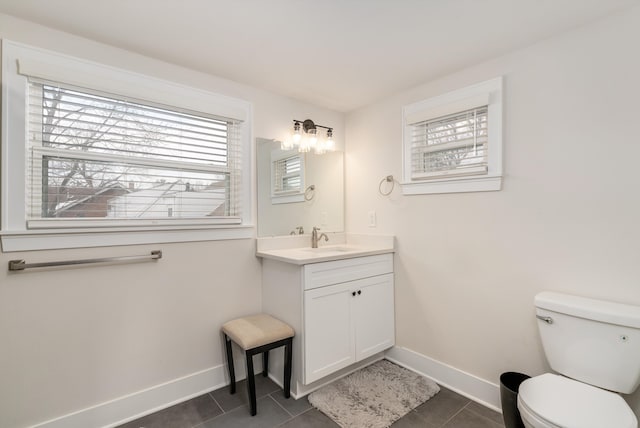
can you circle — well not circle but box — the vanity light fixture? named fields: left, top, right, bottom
left=283, top=119, right=335, bottom=154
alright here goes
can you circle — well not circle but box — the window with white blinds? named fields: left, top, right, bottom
left=270, top=150, right=305, bottom=204
left=2, top=41, right=253, bottom=250
left=27, top=80, right=242, bottom=225
left=273, top=155, right=303, bottom=195
left=402, top=77, right=503, bottom=195
left=410, top=106, right=488, bottom=180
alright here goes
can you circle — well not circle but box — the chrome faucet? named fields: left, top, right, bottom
left=289, top=226, right=304, bottom=235
left=311, top=227, right=329, bottom=248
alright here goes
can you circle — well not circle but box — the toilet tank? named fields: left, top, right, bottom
left=535, top=291, right=640, bottom=394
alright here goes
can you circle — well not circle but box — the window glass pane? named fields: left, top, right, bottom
left=27, top=80, right=240, bottom=221
left=284, top=157, right=301, bottom=174
left=282, top=175, right=301, bottom=191
left=37, top=84, right=230, bottom=166
left=411, top=106, right=488, bottom=177
left=36, top=157, right=229, bottom=218
left=273, top=154, right=303, bottom=194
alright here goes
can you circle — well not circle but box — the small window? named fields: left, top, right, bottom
left=411, top=106, right=488, bottom=180
left=271, top=150, right=305, bottom=204
left=402, top=77, right=503, bottom=195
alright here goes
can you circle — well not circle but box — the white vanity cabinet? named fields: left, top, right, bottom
left=261, top=252, right=394, bottom=397
left=304, top=272, right=394, bottom=383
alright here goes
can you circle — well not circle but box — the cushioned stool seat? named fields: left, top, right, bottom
left=222, top=314, right=294, bottom=416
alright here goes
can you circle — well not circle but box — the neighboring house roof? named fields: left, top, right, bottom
left=107, top=180, right=227, bottom=218
left=53, top=183, right=130, bottom=216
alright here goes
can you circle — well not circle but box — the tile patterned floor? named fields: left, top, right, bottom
left=117, top=373, right=505, bottom=428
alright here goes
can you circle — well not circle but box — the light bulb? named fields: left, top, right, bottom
left=325, top=129, right=335, bottom=151
left=325, top=137, right=335, bottom=151
left=298, top=137, right=310, bottom=153
left=307, top=128, right=318, bottom=147
left=292, top=122, right=302, bottom=145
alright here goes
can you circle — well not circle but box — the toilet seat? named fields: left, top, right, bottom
left=517, top=373, right=637, bottom=428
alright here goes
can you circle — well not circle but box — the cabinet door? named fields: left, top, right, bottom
left=304, top=282, right=355, bottom=384
left=354, top=273, right=395, bottom=361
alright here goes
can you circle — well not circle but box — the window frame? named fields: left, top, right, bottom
left=401, top=77, right=503, bottom=195
left=270, top=149, right=305, bottom=204
left=1, top=40, right=254, bottom=251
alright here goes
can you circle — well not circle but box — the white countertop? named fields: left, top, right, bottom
left=256, top=234, right=395, bottom=265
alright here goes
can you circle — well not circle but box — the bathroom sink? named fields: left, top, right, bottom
left=256, top=239, right=394, bottom=264
left=256, top=235, right=395, bottom=264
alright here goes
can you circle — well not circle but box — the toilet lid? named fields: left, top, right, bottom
left=519, top=373, right=637, bottom=428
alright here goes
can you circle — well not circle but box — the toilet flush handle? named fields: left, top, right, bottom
left=536, top=315, right=554, bottom=324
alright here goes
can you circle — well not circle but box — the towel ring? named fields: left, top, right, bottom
left=378, top=175, right=394, bottom=196
left=304, top=185, right=315, bottom=201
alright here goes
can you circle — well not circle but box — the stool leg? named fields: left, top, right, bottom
left=246, top=351, right=257, bottom=416
left=283, top=338, right=292, bottom=399
left=224, top=334, right=236, bottom=394
left=262, top=350, right=269, bottom=377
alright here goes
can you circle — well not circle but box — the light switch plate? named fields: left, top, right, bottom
left=368, top=210, right=376, bottom=227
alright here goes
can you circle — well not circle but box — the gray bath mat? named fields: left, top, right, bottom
left=308, top=359, right=440, bottom=428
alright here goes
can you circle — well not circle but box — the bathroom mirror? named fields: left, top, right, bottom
left=257, top=138, right=344, bottom=237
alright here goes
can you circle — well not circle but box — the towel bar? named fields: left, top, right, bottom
left=8, top=250, right=162, bottom=271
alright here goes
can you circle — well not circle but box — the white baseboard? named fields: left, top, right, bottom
left=29, top=348, right=500, bottom=428
left=385, top=346, right=501, bottom=412
left=30, top=359, right=261, bottom=428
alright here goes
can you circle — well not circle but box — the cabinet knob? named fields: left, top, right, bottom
left=352, top=291, right=356, bottom=297
left=357, top=290, right=362, bottom=295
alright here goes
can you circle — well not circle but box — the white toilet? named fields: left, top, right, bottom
left=517, top=291, right=640, bottom=428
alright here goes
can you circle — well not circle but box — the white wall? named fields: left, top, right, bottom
left=0, top=13, right=344, bottom=428
left=345, top=4, right=640, bottom=415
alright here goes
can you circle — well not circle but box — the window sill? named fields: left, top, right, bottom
left=0, top=225, right=254, bottom=252
left=271, top=193, right=305, bottom=205
left=400, top=174, right=502, bottom=195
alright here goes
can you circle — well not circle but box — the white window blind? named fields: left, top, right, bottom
left=26, top=79, right=243, bottom=225
left=273, top=155, right=303, bottom=195
left=410, top=106, right=488, bottom=180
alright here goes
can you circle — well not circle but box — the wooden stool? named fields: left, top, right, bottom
left=221, top=314, right=294, bottom=416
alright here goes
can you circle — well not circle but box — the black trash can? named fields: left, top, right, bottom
left=500, top=372, right=531, bottom=428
